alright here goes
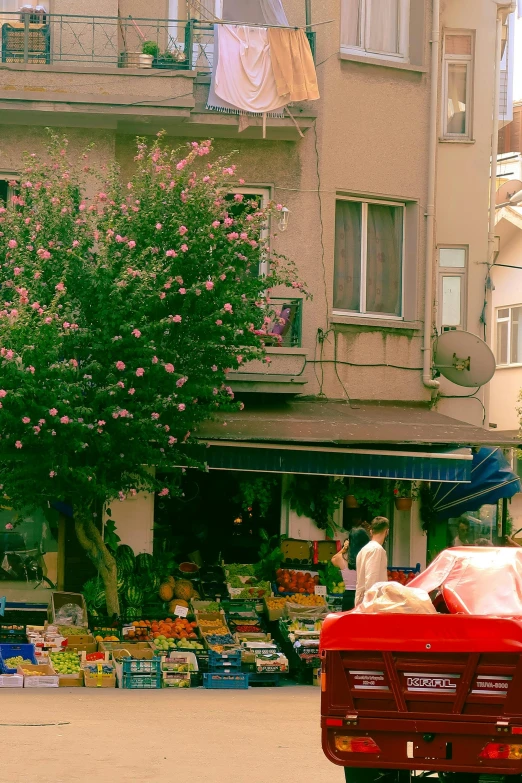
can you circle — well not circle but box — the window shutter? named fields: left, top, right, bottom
left=445, top=34, right=472, bottom=56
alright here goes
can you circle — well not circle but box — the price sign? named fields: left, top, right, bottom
left=174, top=605, right=189, bottom=618
left=314, top=585, right=327, bottom=597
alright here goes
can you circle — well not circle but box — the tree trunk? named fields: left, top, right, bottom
left=74, top=508, right=120, bottom=618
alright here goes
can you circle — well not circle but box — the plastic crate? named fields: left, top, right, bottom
left=208, top=649, right=242, bottom=670
left=203, top=672, right=249, bottom=689
left=122, top=657, right=160, bottom=675
left=0, top=643, right=37, bottom=673
left=248, top=672, right=281, bottom=686
left=122, top=672, right=162, bottom=689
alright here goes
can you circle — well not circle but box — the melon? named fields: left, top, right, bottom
left=159, top=582, right=174, bottom=602
left=166, top=575, right=176, bottom=587
left=135, top=553, right=154, bottom=574
left=168, top=599, right=188, bottom=613
left=115, top=544, right=135, bottom=576
left=173, top=579, right=194, bottom=601
left=125, top=583, right=144, bottom=607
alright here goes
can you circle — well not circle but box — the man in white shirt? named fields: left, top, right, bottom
left=355, top=516, right=389, bottom=606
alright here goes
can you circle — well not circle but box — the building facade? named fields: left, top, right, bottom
left=0, top=0, right=516, bottom=587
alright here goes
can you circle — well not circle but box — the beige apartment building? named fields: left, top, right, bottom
left=0, top=0, right=517, bottom=589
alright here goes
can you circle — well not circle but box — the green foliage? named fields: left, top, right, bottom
left=142, top=41, right=160, bottom=57
left=104, top=518, right=121, bottom=554
left=234, top=475, right=279, bottom=518
left=254, top=528, right=285, bottom=581
left=351, top=481, right=389, bottom=520
left=0, top=133, right=300, bottom=520
left=393, top=480, right=420, bottom=500
left=286, top=476, right=346, bottom=535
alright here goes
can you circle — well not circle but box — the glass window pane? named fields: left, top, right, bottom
left=446, top=63, right=468, bottom=134
left=442, top=276, right=461, bottom=326
left=497, top=319, right=509, bottom=364
left=366, top=203, right=403, bottom=316
left=439, top=247, right=466, bottom=268
left=334, top=201, right=362, bottom=311
left=368, top=0, right=400, bottom=54
left=341, top=0, right=361, bottom=47
left=511, top=306, right=522, bottom=364
left=498, top=308, right=510, bottom=319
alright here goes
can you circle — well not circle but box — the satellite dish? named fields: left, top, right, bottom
left=433, top=330, right=496, bottom=388
left=496, top=179, right=522, bottom=205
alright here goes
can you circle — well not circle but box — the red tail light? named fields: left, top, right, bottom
left=479, top=742, right=522, bottom=760
left=326, top=718, right=343, bottom=727
left=335, top=735, right=381, bottom=754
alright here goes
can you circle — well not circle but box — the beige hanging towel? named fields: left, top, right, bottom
left=267, top=27, right=320, bottom=102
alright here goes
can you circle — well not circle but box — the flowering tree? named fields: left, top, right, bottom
left=0, top=133, right=301, bottom=615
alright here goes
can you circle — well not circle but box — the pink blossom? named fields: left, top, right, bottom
left=22, top=417, right=30, bottom=424
left=223, top=303, right=233, bottom=313
left=234, top=193, right=244, bottom=202
left=216, top=319, right=223, bottom=326
left=118, top=491, right=126, bottom=502
left=117, top=381, right=124, bottom=388
left=168, top=436, right=177, bottom=445
left=130, top=489, right=137, bottom=497
left=38, top=419, right=45, bottom=425
left=211, top=365, right=218, bottom=372
left=55, top=282, right=65, bottom=292
left=15, top=441, right=22, bottom=449
left=49, top=471, right=57, bottom=477
left=34, top=271, right=41, bottom=279
left=237, top=355, right=243, bottom=364
left=5, top=350, right=14, bottom=360
left=5, top=523, right=13, bottom=530
left=220, top=274, right=226, bottom=281
left=131, top=329, right=141, bottom=338
left=176, top=159, right=187, bottom=171
left=151, top=412, right=160, bottom=420
left=240, top=232, right=248, bottom=240
left=180, top=244, right=188, bottom=253
left=60, top=416, right=71, bottom=424
left=152, top=356, right=158, bottom=365
left=128, top=388, right=135, bottom=395
left=0, top=390, right=7, bottom=398
left=13, top=267, right=21, bottom=276
left=205, top=281, right=214, bottom=291
left=127, top=240, right=136, bottom=249
left=7, top=239, right=17, bottom=249
left=115, top=361, right=125, bottom=371
left=176, top=376, right=187, bottom=387
left=227, top=232, right=239, bottom=241
left=179, top=288, right=186, bottom=295
left=164, top=363, right=175, bottom=373
left=98, top=420, right=106, bottom=426
left=159, top=292, right=166, bottom=299
left=49, top=408, right=58, bottom=416
left=136, top=368, right=145, bottom=377
left=63, top=322, right=70, bottom=329
left=171, top=315, right=182, bottom=323
left=72, top=240, right=80, bottom=248
left=98, top=192, right=108, bottom=201
left=212, top=220, right=220, bottom=228
left=239, top=402, right=245, bottom=410
left=178, top=403, right=186, bottom=411
left=70, top=359, right=78, bottom=368
left=166, top=249, right=177, bottom=258
left=158, top=488, right=169, bottom=497
left=156, top=223, right=162, bottom=230
left=27, top=365, right=35, bottom=374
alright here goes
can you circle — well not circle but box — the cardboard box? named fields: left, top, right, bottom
left=99, top=640, right=151, bottom=653
left=263, top=598, right=286, bottom=622
left=58, top=671, right=84, bottom=687
left=160, top=651, right=198, bottom=673
left=82, top=662, right=116, bottom=688
left=162, top=671, right=191, bottom=687
left=65, top=635, right=97, bottom=654
left=18, top=664, right=59, bottom=688
left=280, top=539, right=312, bottom=563
left=0, top=674, right=23, bottom=687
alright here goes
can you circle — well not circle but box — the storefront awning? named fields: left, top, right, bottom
left=194, top=401, right=518, bottom=482
left=431, top=447, right=522, bottom=518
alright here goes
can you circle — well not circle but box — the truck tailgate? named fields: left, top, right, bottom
left=320, top=613, right=522, bottom=775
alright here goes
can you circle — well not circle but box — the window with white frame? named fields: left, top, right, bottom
left=442, top=32, right=474, bottom=139
left=340, top=0, right=410, bottom=62
left=334, top=197, right=404, bottom=318
left=437, top=247, right=467, bottom=332
left=496, top=306, right=522, bottom=366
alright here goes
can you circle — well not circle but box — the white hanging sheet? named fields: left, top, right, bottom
left=213, top=24, right=288, bottom=115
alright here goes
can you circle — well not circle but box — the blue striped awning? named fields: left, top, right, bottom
left=202, top=443, right=473, bottom=482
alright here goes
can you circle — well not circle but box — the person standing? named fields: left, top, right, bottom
left=453, top=517, right=472, bottom=547
left=331, top=527, right=370, bottom=611
left=355, top=517, right=389, bottom=606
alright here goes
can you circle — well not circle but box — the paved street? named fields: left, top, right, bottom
left=0, top=685, right=340, bottom=783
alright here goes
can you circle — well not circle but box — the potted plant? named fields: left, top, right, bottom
left=393, top=480, right=420, bottom=511
left=154, top=48, right=187, bottom=70
left=344, top=493, right=359, bottom=509
left=351, top=481, right=389, bottom=520
left=140, top=40, right=158, bottom=68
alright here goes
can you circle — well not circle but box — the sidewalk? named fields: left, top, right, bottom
left=0, top=686, right=340, bottom=783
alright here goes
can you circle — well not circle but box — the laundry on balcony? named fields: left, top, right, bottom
left=267, top=27, right=319, bottom=102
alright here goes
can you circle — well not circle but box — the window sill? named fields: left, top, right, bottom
left=266, top=347, right=307, bottom=355
left=330, top=313, right=421, bottom=331
left=495, top=364, right=522, bottom=370
left=338, top=52, right=427, bottom=74
left=439, top=138, right=476, bottom=144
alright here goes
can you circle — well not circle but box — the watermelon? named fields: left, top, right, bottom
left=125, top=583, right=144, bottom=607
left=135, top=553, right=154, bottom=573
left=115, top=544, right=135, bottom=575
left=123, top=605, right=142, bottom=622
left=83, top=577, right=105, bottom=610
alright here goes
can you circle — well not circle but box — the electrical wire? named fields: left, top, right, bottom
left=439, top=392, right=486, bottom=424
left=312, top=123, right=330, bottom=323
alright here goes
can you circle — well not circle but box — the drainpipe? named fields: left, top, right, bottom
left=422, top=0, right=441, bottom=393
left=488, top=2, right=516, bottom=267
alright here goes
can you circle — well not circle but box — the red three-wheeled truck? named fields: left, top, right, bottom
left=320, top=547, right=522, bottom=783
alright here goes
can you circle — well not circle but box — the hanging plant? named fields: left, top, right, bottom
left=351, top=481, right=389, bottom=520
left=234, top=475, right=279, bottom=518
left=419, top=483, right=438, bottom=533
left=285, top=476, right=346, bottom=536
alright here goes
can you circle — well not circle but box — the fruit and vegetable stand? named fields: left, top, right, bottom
left=0, top=539, right=420, bottom=690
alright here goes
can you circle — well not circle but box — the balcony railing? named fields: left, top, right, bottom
left=0, top=11, right=316, bottom=72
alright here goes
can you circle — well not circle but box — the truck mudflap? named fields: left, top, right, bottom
left=321, top=718, right=522, bottom=776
